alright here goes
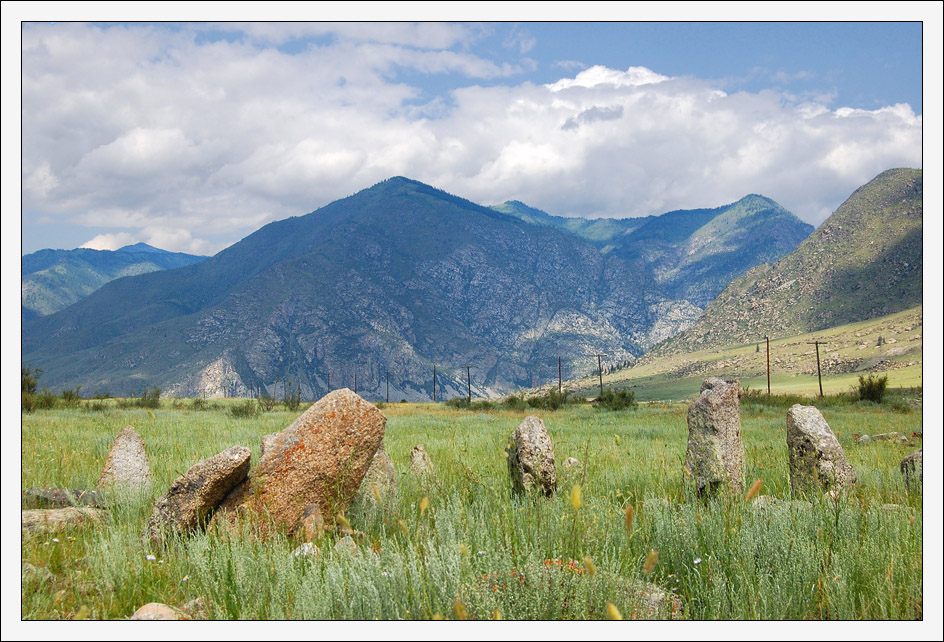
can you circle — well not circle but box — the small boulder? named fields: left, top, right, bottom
left=856, top=434, right=871, bottom=444
left=98, top=426, right=151, bottom=491
left=22, top=508, right=105, bottom=535
left=562, top=457, right=581, bottom=469
left=684, top=378, right=745, bottom=496
left=409, top=444, right=434, bottom=474
left=22, top=561, right=54, bottom=585
left=900, top=449, right=922, bottom=488
left=350, top=443, right=398, bottom=512
left=129, top=602, right=180, bottom=620
left=144, top=446, right=251, bottom=544
left=786, top=405, right=856, bottom=496
left=21, top=488, right=109, bottom=509
left=292, top=542, right=321, bottom=558
left=213, top=389, right=385, bottom=537
left=300, top=503, right=326, bottom=540
left=873, top=432, right=908, bottom=443
left=506, top=416, right=556, bottom=496
left=334, top=535, right=358, bottom=555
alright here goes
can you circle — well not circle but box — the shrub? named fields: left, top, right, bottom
left=282, top=386, right=302, bottom=412
left=857, top=373, right=888, bottom=403
left=526, top=390, right=581, bottom=411
left=596, top=388, right=636, bottom=411
left=230, top=399, right=261, bottom=418
left=22, top=367, right=41, bottom=395
left=190, top=397, right=210, bottom=411
left=258, top=393, right=278, bottom=412
left=60, top=386, right=83, bottom=408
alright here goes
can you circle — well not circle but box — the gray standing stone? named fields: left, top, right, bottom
left=350, top=443, right=398, bottom=512
left=506, top=416, right=556, bottom=496
left=900, top=449, right=922, bottom=488
left=409, top=444, right=434, bottom=474
left=786, top=404, right=856, bottom=496
left=684, top=378, right=745, bottom=496
left=98, top=426, right=151, bottom=491
left=144, top=446, right=251, bottom=544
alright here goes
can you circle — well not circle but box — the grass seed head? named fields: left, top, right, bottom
left=606, top=602, right=623, bottom=620
left=490, top=608, right=502, bottom=620
left=372, top=484, right=382, bottom=503
left=397, top=519, right=408, bottom=536
left=745, top=478, right=763, bottom=502
left=419, top=496, right=429, bottom=515
left=452, top=599, right=469, bottom=620
left=583, top=556, right=597, bottom=575
left=643, top=549, right=659, bottom=575
left=625, top=504, right=635, bottom=532
left=570, top=484, right=582, bottom=510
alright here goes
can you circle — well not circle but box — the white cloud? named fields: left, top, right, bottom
left=80, top=232, right=137, bottom=251
left=20, top=23, right=923, bottom=257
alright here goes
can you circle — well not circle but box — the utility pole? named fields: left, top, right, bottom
left=807, top=341, right=827, bottom=398
left=385, top=370, right=389, bottom=403
left=465, top=366, right=472, bottom=402
left=354, top=373, right=357, bottom=395
left=592, top=354, right=606, bottom=399
left=433, top=365, right=437, bottom=402
left=765, top=335, right=771, bottom=396
left=558, top=356, right=562, bottom=395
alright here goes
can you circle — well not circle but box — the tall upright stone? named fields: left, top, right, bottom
left=144, top=446, right=251, bottom=544
left=786, top=404, right=856, bottom=496
left=98, top=426, right=151, bottom=491
left=409, top=444, right=434, bottom=475
left=900, top=449, right=922, bottom=489
left=506, top=416, right=556, bottom=496
left=213, top=389, right=385, bottom=537
left=684, top=378, right=745, bottom=496
left=350, top=442, right=398, bottom=512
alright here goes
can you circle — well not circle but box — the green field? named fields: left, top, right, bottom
left=21, top=395, right=923, bottom=621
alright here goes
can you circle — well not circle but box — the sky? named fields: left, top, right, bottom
left=8, top=11, right=938, bottom=256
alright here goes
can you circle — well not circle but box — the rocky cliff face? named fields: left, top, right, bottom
left=23, top=177, right=810, bottom=399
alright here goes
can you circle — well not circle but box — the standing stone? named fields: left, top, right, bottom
left=213, top=389, right=385, bottom=537
left=144, top=446, right=251, bottom=544
left=506, top=416, right=556, bottom=496
left=684, top=378, right=745, bottom=496
left=98, top=426, right=151, bottom=490
left=409, top=444, right=434, bottom=474
left=900, top=449, right=922, bottom=488
left=786, top=404, right=856, bottom=496
left=350, top=443, right=398, bottom=512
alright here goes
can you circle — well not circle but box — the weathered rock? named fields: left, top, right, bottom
left=260, top=433, right=278, bottom=459
left=873, top=432, right=908, bottom=443
left=506, top=416, right=556, bottom=496
left=562, top=457, right=581, bottom=469
left=300, top=503, right=325, bottom=540
left=334, top=535, right=358, bottom=555
left=22, top=508, right=105, bottom=535
left=22, top=561, right=54, bottom=584
left=129, top=602, right=180, bottom=620
left=684, top=378, right=745, bottom=495
left=350, top=443, right=398, bottom=512
left=786, top=404, right=856, bottom=496
left=21, top=488, right=109, bottom=509
left=98, top=426, right=151, bottom=491
left=409, top=444, right=434, bottom=474
left=900, top=449, right=922, bottom=488
left=213, top=389, right=385, bottom=537
left=144, top=446, right=251, bottom=544
left=856, top=434, right=871, bottom=444
left=180, top=597, right=209, bottom=620
left=292, top=542, right=321, bottom=558
left=620, top=578, right=684, bottom=621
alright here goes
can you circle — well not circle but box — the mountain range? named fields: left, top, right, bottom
left=650, top=168, right=923, bottom=356
left=22, top=243, right=206, bottom=322
left=22, top=177, right=814, bottom=399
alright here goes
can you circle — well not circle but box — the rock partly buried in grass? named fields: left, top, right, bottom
left=786, top=404, right=856, bottom=497
left=21, top=488, right=109, bottom=509
left=872, top=432, right=908, bottom=443
left=129, top=602, right=181, bottom=620
left=22, top=561, right=54, bottom=585
left=900, top=449, right=922, bottom=488
left=409, top=444, right=434, bottom=475
left=684, top=378, right=745, bottom=496
left=350, top=442, right=398, bottom=513
left=292, top=542, right=321, bottom=558
left=506, top=416, right=557, bottom=497
left=144, top=446, right=251, bottom=544
left=213, top=389, right=385, bottom=537
left=334, top=535, right=358, bottom=555
left=98, top=426, right=151, bottom=491
left=562, top=457, right=581, bottom=470
left=21, top=508, right=106, bottom=535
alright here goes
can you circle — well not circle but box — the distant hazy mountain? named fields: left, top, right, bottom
left=22, top=243, right=206, bottom=321
left=654, top=168, right=923, bottom=355
left=22, top=177, right=810, bottom=399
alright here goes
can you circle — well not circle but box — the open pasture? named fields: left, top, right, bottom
left=21, top=398, right=923, bottom=620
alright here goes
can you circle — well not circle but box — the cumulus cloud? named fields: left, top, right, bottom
left=81, top=232, right=137, bottom=251
left=21, top=23, right=923, bottom=256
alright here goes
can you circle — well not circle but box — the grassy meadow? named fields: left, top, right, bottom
left=20, top=391, right=923, bottom=621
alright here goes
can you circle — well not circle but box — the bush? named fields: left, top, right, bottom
left=596, top=388, right=637, bottom=411
left=857, top=373, right=888, bottom=403
left=60, top=386, right=83, bottom=408
left=526, top=390, right=582, bottom=411
left=230, top=399, right=261, bottom=418
left=258, top=393, right=279, bottom=412
left=282, top=386, right=302, bottom=412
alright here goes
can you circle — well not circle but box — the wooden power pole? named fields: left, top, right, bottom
left=433, top=365, right=437, bottom=402
left=558, top=356, right=562, bottom=395
left=592, top=354, right=606, bottom=399
left=807, top=340, right=827, bottom=397
left=385, top=370, right=389, bottom=403
left=465, top=366, right=472, bottom=402
left=765, top=335, right=771, bottom=395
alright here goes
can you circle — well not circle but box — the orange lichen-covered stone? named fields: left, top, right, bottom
left=212, top=389, right=385, bottom=537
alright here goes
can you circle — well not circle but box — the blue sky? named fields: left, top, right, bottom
left=7, top=14, right=936, bottom=255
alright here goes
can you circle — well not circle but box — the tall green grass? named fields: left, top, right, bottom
left=21, top=401, right=922, bottom=620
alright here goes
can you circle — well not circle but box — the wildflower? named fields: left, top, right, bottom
left=158, top=560, right=165, bottom=564
left=146, top=554, right=156, bottom=561
left=694, top=557, right=703, bottom=565
left=52, top=538, right=60, bottom=543
left=66, top=536, right=75, bottom=542
left=477, top=550, right=486, bottom=556
left=182, top=575, right=190, bottom=582
left=606, top=602, right=623, bottom=620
